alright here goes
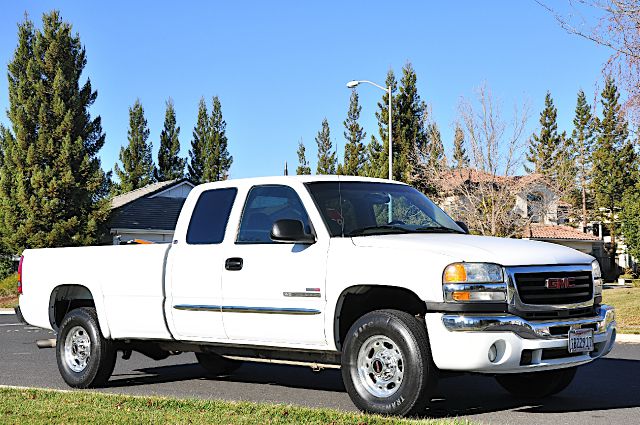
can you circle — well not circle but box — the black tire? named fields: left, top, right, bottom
left=341, top=309, right=437, bottom=416
left=56, top=307, right=116, bottom=388
left=495, top=367, right=577, bottom=399
left=195, top=352, right=241, bottom=376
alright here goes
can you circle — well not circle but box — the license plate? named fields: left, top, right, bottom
left=568, top=328, right=594, bottom=353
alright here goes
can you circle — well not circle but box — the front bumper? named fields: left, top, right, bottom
left=426, top=305, right=616, bottom=374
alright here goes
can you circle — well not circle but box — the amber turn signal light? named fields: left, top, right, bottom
left=451, top=291, right=471, bottom=301
left=443, top=263, right=467, bottom=283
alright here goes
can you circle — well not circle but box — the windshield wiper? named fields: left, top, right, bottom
left=347, top=225, right=413, bottom=237
left=415, top=226, right=465, bottom=234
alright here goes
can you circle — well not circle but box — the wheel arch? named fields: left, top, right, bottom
left=332, top=284, right=427, bottom=351
left=48, top=284, right=111, bottom=338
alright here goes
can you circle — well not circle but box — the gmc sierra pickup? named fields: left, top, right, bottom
left=17, top=176, right=616, bottom=416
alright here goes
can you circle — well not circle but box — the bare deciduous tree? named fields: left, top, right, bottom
left=538, top=0, right=640, bottom=122
left=414, top=84, right=567, bottom=237
left=453, top=86, right=530, bottom=236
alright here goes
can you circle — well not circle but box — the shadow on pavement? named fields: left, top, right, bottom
left=108, top=361, right=345, bottom=393
left=426, top=357, right=640, bottom=418
left=107, top=355, right=640, bottom=417
left=108, top=363, right=206, bottom=388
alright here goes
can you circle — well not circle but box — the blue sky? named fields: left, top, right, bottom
left=0, top=1, right=610, bottom=179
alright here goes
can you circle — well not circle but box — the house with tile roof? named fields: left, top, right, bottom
left=107, top=178, right=195, bottom=244
left=437, top=168, right=618, bottom=276
left=522, top=224, right=612, bottom=277
left=439, top=170, right=567, bottom=229
left=523, top=224, right=604, bottom=253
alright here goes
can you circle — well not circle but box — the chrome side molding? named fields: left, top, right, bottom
left=173, top=304, right=321, bottom=315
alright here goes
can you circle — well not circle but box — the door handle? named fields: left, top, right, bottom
left=225, top=257, right=243, bottom=271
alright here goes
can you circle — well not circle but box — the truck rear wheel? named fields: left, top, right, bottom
left=341, top=309, right=437, bottom=416
left=195, top=352, right=241, bottom=376
left=495, top=367, right=577, bottom=399
left=56, top=307, right=116, bottom=388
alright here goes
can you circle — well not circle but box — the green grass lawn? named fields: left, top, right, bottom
left=0, top=387, right=472, bottom=425
left=603, top=287, right=640, bottom=334
left=0, top=273, right=18, bottom=308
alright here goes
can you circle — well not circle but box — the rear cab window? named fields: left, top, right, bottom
left=186, top=188, right=237, bottom=244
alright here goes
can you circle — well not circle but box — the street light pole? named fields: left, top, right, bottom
left=346, top=80, right=392, bottom=180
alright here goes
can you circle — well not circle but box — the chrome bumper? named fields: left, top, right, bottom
left=442, top=304, right=616, bottom=340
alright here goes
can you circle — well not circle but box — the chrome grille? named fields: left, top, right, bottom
left=514, top=271, right=593, bottom=305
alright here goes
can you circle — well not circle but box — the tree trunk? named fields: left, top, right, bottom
left=610, top=198, right=617, bottom=277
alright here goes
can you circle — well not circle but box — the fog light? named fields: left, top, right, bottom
left=488, top=343, right=498, bottom=362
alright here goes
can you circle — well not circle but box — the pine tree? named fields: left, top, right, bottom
left=337, top=90, right=366, bottom=176
left=526, top=91, right=561, bottom=175
left=187, top=98, right=209, bottom=184
left=0, top=11, right=110, bottom=252
left=415, top=121, right=446, bottom=198
left=361, top=135, right=386, bottom=178
left=203, top=96, right=232, bottom=182
left=296, top=139, right=311, bottom=175
left=395, top=63, right=429, bottom=182
left=621, top=185, right=640, bottom=262
left=113, top=99, right=155, bottom=194
left=555, top=131, right=578, bottom=198
left=572, top=89, right=596, bottom=228
left=316, top=118, right=336, bottom=175
left=363, top=70, right=398, bottom=179
left=592, top=77, right=636, bottom=271
left=426, top=122, right=445, bottom=170
left=451, top=124, right=469, bottom=168
left=155, top=98, right=185, bottom=181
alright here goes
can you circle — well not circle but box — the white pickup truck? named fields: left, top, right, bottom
left=17, top=176, right=616, bottom=416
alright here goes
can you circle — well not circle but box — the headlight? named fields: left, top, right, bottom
left=592, top=260, right=603, bottom=299
left=442, top=263, right=506, bottom=302
left=591, top=260, right=602, bottom=279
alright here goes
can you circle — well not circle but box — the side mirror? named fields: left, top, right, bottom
left=270, top=219, right=316, bottom=244
left=455, top=221, right=469, bottom=234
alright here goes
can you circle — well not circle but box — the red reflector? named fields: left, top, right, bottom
left=17, top=255, right=23, bottom=295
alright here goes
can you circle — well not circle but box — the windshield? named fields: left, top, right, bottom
left=306, top=181, right=464, bottom=237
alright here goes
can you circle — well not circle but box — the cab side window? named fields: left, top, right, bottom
left=186, top=188, right=237, bottom=244
left=237, top=185, right=311, bottom=243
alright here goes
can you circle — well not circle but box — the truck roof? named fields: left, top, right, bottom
left=194, top=175, right=407, bottom=191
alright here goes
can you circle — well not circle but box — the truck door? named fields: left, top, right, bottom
left=221, top=184, right=328, bottom=346
left=166, top=187, right=237, bottom=341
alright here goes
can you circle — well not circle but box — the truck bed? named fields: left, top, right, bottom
left=20, top=244, right=173, bottom=340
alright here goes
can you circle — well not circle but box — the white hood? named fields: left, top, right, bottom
left=351, top=234, right=594, bottom=266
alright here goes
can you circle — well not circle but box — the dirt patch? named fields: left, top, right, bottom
left=0, top=295, right=18, bottom=309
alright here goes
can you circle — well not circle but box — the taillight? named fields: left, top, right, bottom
left=17, top=255, right=23, bottom=295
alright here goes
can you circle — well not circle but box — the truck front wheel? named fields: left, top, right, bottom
left=341, top=309, right=437, bottom=416
left=56, top=307, right=116, bottom=388
left=495, top=367, right=577, bottom=399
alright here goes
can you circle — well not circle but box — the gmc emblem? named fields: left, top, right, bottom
left=545, top=277, right=576, bottom=289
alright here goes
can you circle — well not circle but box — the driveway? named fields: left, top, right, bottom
left=1, top=312, right=639, bottom=424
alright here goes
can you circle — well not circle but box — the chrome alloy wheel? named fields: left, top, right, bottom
left=356, top=335, right=405, bottom=397
left=64, top=326, right=91, bottom=373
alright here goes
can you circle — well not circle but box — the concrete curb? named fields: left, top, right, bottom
left=0, top=384, right=73, bottom=394
left=616, top=333, right=640, bottom=343
left=0, top=308, right=15, bottom=315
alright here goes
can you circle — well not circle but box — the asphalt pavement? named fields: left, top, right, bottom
left=1, top=312, right=639, bottom=424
